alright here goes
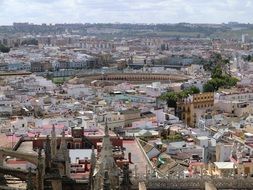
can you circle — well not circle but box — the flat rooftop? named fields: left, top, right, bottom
left=69, top=149, right=96, bottom=163
left=123, top=140, right=149, bottom=174
left=17, top=141, right=35, bottom=154
left=214, top=162, right=236, bottom=170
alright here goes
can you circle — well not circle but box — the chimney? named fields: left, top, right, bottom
left=128, top=152, right=133, bottom=164
left=84, top=159, right=89, bottom=172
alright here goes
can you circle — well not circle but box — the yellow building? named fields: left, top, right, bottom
left=213, top=162, right=236, bottom=177
left=237, top=161, right=253, bottom=176
left=177, top=92, right=214, bottom=127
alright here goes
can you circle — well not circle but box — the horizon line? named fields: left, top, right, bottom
left=1, top=21, right=252, bottom=26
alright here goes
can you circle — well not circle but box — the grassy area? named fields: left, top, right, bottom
left=51, top=77, right=70, bottom=84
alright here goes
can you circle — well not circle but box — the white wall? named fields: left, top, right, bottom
left=151, top=108, right=165, bottom=124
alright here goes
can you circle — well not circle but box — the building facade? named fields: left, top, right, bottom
left=177, top=92, right=214, bottom=127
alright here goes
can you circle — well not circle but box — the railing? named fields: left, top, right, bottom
left=12, top=136, right=24, bottom=151
left=0, top=148, right=38, bottom=165
left=0, top=166, right=36, bottom=182
left=131, top=175, right=253, bottom=189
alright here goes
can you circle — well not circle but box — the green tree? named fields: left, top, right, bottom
left=159, top=86, right=200, bottom=114
left=211, top=65, right=222, bottom=78
left=245, top=55, right=252, bottom=62
left=21, top=38, right=39, bottom=46
left=204, top=52, right=224, bottom=71
left=0, top=44, right=10, bottom=53
left=203, top=81, right=215, bottom=92
left=185, top=86, right=200, bottom=94
left=160, top=92, right=178, bottom=108
left=204, top=67, right=239, bottom=92
left=203, top=54, right=239, bottom=92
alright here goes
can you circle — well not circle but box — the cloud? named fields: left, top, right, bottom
left=0, top=0, right=252, bottom=25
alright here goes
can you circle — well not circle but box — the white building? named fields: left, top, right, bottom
left=216, top=143, right=233, bottom=162
left=0, top=96, right=13, bottom=116
left=64, top=84, right=94, bottom=98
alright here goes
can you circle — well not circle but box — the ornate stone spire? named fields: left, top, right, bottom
left=96, top=117, right=120, bottom=189
left=37, top=148, right=44, bottom=190
left=105, top=118, right=109, bottom=137
left=90, top=145, right=96, bottom=168
left=50, top=124, right=57, bottom=158
left=59, top=129, right=67, bottom=152
left=92, top=115, right=121, bottom=190
left=45, top=135, right=52, bottom=171
left=27, top=167, right=34, bottom=190
left=103, top=171, right=111, bottom=190
left=89, top=146, right=96, bottom=190
left=120, top=164, right=132, bottom=190
left=100, top=119, right=114, bottom=170
left=56, top=129, right=70, bottom=177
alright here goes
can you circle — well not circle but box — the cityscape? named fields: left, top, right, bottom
left=1, top=0, right=253, bottom=190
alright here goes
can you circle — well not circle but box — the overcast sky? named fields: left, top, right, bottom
left=0, top=0, right=252, bottom=25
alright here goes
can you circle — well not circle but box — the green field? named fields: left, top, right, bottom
left=52, top=77, right=70, bottom=84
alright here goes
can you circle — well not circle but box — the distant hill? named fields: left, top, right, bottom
left=1, top=23, right=253, bottom=39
